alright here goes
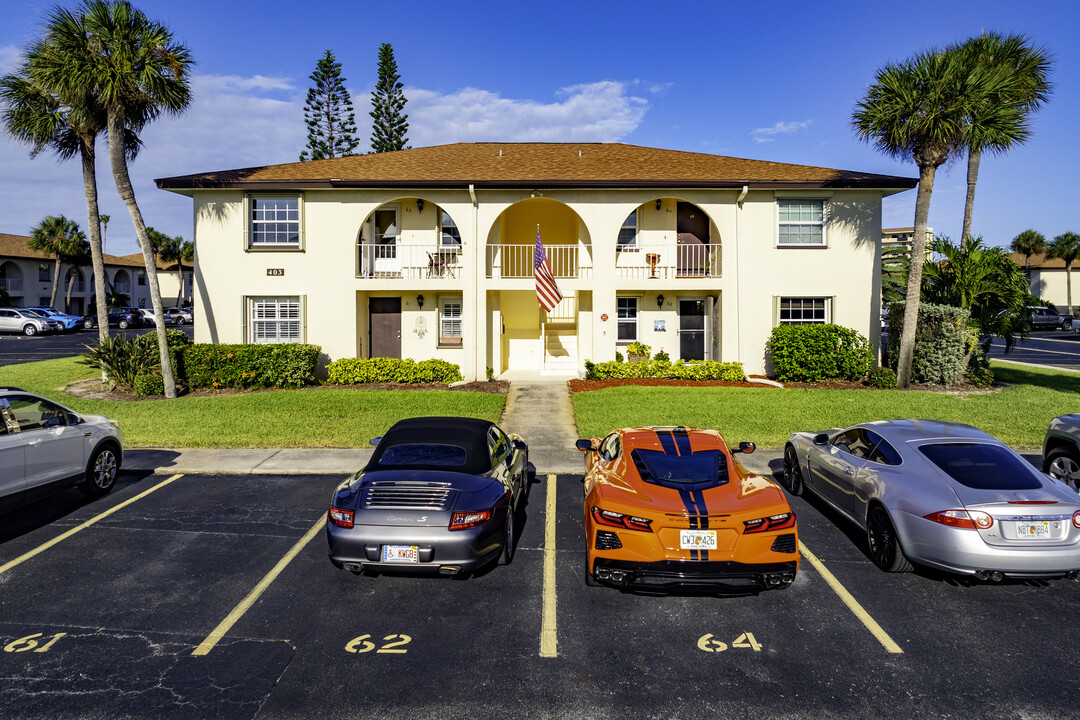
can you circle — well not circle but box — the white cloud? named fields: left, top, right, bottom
left=0, top=45, right=20, bottom=74
left=752, top=119, right=813, bottom=143
left=1, top=75, right=649, bottom=254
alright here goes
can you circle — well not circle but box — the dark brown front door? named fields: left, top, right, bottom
left=369, top=297, right=401, bottom=358
left=677, top=202, right=709, bottom=277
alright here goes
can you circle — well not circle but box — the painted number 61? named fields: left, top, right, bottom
left=4, top=633, right=66, bottom=653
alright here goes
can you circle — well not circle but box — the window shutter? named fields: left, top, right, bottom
left=242, top=195, right=250, bottom=249
left=772, top=296, right=780, bottom=327
left=241, top=296, right=249, bottom=343
left=298, top=193, right=305, bottom=250
left=301, top=294, right=307, bottom=343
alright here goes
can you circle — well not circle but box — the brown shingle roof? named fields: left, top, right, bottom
left=0, top=233, right=168, bottom=269
left=1009, top=252, right=1077, bottom=270
left=156, top=142, right=916, bottom=191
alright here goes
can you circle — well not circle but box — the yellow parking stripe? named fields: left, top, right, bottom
left=0, top=474, right=184, bottom=577
left=192, top=516, right=326, bottom=656
left=539, top=473, right=558, bottom=658
left=799, top=541, right=904, bottom=654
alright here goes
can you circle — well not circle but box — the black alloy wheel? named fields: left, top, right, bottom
left=866, top=505, right=912, bottom=573
left=498, top=509, right=515, bottom=565
left=782, top=446, right=805, bottom=496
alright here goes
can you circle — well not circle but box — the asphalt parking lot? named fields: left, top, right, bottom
left=2, top=462, right=1079, bottom=719
left=0, top=324, right=194, bottom=367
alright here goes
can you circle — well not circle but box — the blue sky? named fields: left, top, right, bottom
left=1, top=0, right=1077, bottom=257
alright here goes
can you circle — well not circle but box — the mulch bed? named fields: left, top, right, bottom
left=568, top=376, right=999, bottom=394
left=65, top=378, right=510, bottom=402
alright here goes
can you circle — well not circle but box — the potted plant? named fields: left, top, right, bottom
left=626, top=341, right=651, bottom=363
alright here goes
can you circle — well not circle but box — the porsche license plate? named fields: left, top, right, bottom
left=680, top=530, right=717, bottom=550
left=381, top=545, right=420, bottom=563
left=1015, top=521, right=1050, bottom=538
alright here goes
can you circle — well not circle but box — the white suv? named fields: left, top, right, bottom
left=0, top=308, right=61, bottom=335
left=0, top=388, right=123, bottom=513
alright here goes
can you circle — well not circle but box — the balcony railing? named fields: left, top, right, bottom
left=487, top=244, right=592, bottom=279
left=358, top=244, right=463, bottom=279
left=615, top=243, right=720, bottom=279
left=0, top=278, right=23, bottom=293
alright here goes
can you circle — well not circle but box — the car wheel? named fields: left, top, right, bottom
left=1046, top=446, right=1080, bottom=493
left=521, top=453, right=531, bottom=499
left=22, top=324, right=37, bottom=336
left=497, top=509, right=515, bottom=565
left=782, top=445, right=805, bottom=496
left=866, top=505, right=912, bottom=573
left=1064, top=319, right=1074, bottom=331
left=584, top=538, right=599, bottom=586
left=83, top=318, right=95, bottom=329
left=118, top=319, right=129, bottom=329
left=78, top=444, right=119, bottom=497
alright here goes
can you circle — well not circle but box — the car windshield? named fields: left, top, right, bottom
left=631, top=449, right=727, bottom=488
left=918, top=443, right=1042, bottom=490
left=378, top=443, right=468, bottom=468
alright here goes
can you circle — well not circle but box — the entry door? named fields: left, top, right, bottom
left=679, top=299, right=706, bottom=361
left=369, top=297, right=401, bottom=359
left=676, top=202, right=708, bottom=277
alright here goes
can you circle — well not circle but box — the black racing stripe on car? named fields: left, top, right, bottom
left=691, top=488, right=710, bottom=561
left=672, top=427, right=692, bottom=456
left=656, top=430, right=679, bottom=456
left=679, top=488, right=699, bottom=560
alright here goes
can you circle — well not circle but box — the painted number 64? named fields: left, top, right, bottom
left=697, top=633, right=762, bottom=653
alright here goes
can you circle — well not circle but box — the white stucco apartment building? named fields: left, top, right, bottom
left=156, top=143, right=915, bottom=380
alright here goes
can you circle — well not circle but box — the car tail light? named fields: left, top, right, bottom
left=328, top=507, right=354, bottom=528
left=449, top=509, right=492, bottom=531
left=591, top=507, right=653, bottom=532
left=743, top=512, right=796, bottom=534
left=1073, top=511, right=1080, bottom=529
left=924, top=509, right=993, bottom=530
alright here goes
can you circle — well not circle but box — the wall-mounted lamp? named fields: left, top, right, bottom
left=656, top=199, right=662, bottom=211
left=416, top=294, right=424, bottom=309
left=531, top=190, right=544, bottom=198
left=656, top=294, right=664, bottom=309
left=416, top=198, right=424, bottom=214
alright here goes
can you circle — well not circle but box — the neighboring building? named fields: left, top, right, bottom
left=881, top=227, right=935, bottom=260
left=1009, top=252, right=1079, bottom=313
left=0, top=233, right=190, bottom=314
left=156, top=142, right=915, bottom=379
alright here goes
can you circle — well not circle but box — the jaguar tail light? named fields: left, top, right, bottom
left=591, top=507, right=653, bottom=532
left=1073, top=511, right=1080, bottom=529
left=743, top=512, right=796, bottom=534
left=449, top=509, right=492, bottom=531
left=329, top=507, right=354, bottom=528
left=924, top=509, right=993, bottom=530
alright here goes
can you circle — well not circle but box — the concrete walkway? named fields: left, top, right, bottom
left=497, top=379, right=583, bottom=475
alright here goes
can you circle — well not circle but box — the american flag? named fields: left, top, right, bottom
left=534, top=228, right=562, bottom=312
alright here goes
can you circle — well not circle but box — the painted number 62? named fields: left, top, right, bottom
left=345, top=634, right=411, bottom=654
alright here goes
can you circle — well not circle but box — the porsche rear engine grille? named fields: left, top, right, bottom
left=771, top=534, right=797, bottom=554
left=362, top=483, right=452, bottom=510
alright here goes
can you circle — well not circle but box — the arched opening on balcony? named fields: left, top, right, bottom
left=0, top=261, right=24, bottom=299
left=615, top=198, right=720, bottom=279
left=356, top=197, right=463, bottom=280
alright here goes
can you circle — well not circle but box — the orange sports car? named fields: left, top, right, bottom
left=576, top=426, right=799, bottom=593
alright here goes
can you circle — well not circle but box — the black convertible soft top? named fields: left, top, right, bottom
left=368, top=417, right=496, bottom=474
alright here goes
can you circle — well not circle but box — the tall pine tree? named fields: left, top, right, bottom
left=299, top=50, right=359, bottom=161
left=369, top=43, right=409, bottom=153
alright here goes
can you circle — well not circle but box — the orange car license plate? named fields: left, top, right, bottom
left=680, top=530, right=717, bottom=550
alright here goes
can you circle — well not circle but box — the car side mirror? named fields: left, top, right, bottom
left=733, top=442, right=755, bottom=454
left=512, top=439, right=527, bottom=451
left=813, top=433, right=829, bottom=445
left=67, top=413, right=81, bottom=425
left=576, top=439, right=596, bottom=452
left=369, top=436, right=382, bottom=447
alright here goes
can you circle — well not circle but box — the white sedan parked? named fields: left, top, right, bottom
left=0, top=387, right=123, bottom=513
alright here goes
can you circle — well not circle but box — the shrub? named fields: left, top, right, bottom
left=80, top=334, right=159, bottom=388
left=583, top=358, right=745, bottom=381
left=486, top=366, right=495, bottom=382
left=615, top=352, right=624, bottom=363
left=653, top=350, right=670, bottom=362
left=184, top=343, right=321, bottom=389
left=767, top=324, right=873, bottom=382
left=887, top=302, right=968, bottom=387
left=325, top=357, right=463, bottom=385
left=626, top=341, right=651, bottom=360
left=867, top=366, right=897, bottom=389
left=133, top=370, right=165, bottom=397
left=966, top=364, right=994, bottom=388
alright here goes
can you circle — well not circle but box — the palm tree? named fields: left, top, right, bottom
left=852, top=49, right=971, bottom=389
left=63, top=237, right=92, bottom=311
left=1, top=35, right=113, bottom=342
left=99, top=214, right=110, bottom=254
left=151, top=231, right=194, bottom=307
left=78, top=0, right=194, bottom=399
left=28, top=215, right=84, bottom=308
left=955, top=33, right=1051, bottom=247
left=1010, top=229, right=1047, bottom=277
left=1046, top=232, right=1080, bottom=315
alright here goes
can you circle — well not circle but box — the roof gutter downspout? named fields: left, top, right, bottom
left=735, top=185, right=748, bottom=365
left=469, top=183, right=481, bottom=381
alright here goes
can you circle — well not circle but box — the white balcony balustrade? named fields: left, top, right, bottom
left=486, top=244, right=591, bottom=279
left=358, top=244, right=463, bottom=280
left=615, top=243, right=720, bottom=279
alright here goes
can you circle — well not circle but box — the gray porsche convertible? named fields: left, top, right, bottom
left=327, top=417, right=530, bottom=576
left=784, top=419, right=1080, bottom=580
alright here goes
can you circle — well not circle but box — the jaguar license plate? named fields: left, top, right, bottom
left=680, top=530, right=717, bottom=550
left=381, top=545, right=420, bottom=563
left=1015, top=521, right=1050, bottom=539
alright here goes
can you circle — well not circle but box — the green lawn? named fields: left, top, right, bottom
left=572, top=361, right=1080, bottom=448
left=0, top=358, right=506, bottom=448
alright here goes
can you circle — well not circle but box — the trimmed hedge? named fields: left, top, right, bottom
left=887, top=302, right=968, bottom=387
left=583, top=359, right=745, bottom=381
left=325, top=357, right=464, bottom=385
left=767, top=324, right=873, bottom=382
left=184, top=343, right=321, bottom=389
